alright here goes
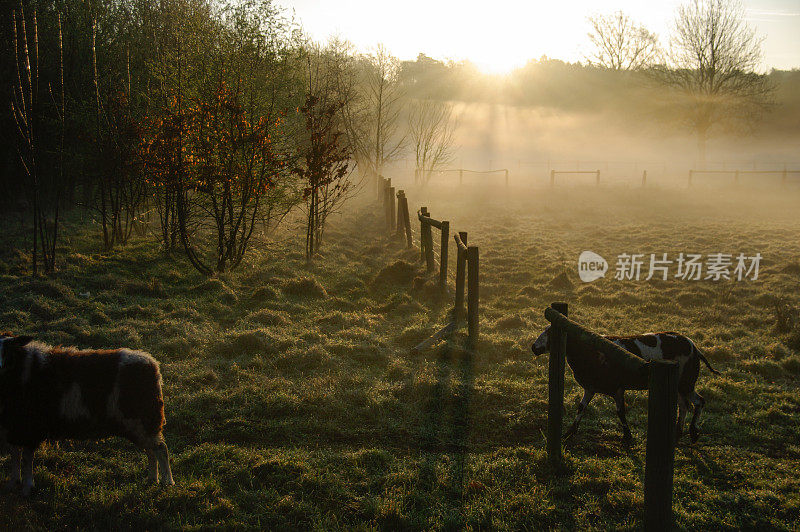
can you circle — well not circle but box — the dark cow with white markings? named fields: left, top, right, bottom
left=532, top=328, right=721, bottom=444
left=0, top=333, right=174, bottom=496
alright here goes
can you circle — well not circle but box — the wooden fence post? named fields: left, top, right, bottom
left=401, top=196, right=413, bottom=248
left=387, top=186, right=396, bottom=231
left=425, top=224, right=435, bottom=272
left=547, top=302, right=568, bottom=467
left=596, top=170, right=600, bottom=186
left=420, top=207, right=434, bottom=272
left=439, top=221, right=449, bottom=294
left=396, top=190, right=404, bottom=237
left=420, top=207, right=429, bottom=263
left=389, top=186, right=396, bottom=231
left=642, top=170, right=647, bottom=187
left=467, top=245, right=479, bottom=347
left=454, top=232, right=467, bottom=316
left=644, top=359, right=678, bottom=531
left=505, top=169, right=509, bottom=187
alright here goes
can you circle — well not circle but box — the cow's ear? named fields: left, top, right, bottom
left=10, top=335, right=33, bottom=347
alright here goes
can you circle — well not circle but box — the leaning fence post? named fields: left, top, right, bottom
left=454, top=232, right=467, bottom=317
left=547, top=302, right=568, bottom=467
left=439, top=221, right=449, bottom=294
left=644, top=359, right=678, bottom=531
left=466, top=245, right=479, bottom=347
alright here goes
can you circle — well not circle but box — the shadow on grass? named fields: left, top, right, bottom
left=412, top=337, right=475, bottom=527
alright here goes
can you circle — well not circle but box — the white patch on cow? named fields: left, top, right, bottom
left=119, top=348, right=158, bottom=367
left=634, top=335, right=663, bottom=360
left=60, top=382, right=91, bottom=421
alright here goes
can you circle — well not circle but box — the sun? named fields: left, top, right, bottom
left=472, top=54, right=529, bottom=76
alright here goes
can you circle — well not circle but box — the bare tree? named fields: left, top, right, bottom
left=587, top=11, right=660, bottom=70
left=338, top=45, right=405, bottom=193
left=408, top=99, right=456, bottom=185
left=655, top=0, right=774, bottom=166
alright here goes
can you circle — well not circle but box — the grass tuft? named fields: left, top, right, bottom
left=283, top=277, right=327, bottom=299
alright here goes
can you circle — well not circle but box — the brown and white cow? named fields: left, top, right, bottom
left=532, top=328, right=721, bottom=444
left=0, top=333, right=174, bottom=496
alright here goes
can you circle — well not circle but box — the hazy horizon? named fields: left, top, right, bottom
left=279, top=0, right=800, bottom=72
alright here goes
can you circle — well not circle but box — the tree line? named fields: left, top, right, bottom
left=0, top=0, right=458, bottom=275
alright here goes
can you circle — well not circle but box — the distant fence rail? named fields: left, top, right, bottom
left=550, top=169, right=601, bottom=186
left=688, top=168, right=800, bottom=186
left=418, top=168, right=509, bottom=186
left=544, top=303, right=677, bottom=531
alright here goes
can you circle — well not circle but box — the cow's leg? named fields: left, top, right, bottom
left=564, top=389, right=595, bottom=441
left=614, top=389, right=633, bottom=445
left=155, top=439, right=174, bottom=486
left=145, top=447, right=159, bottom=484
left=5, top=446, right=21, bottom=490
left=21, top=447, right=36, bottom=497
left=689, top=392, right=706, bottom=443
left=676, top=395, right=689, bottom=443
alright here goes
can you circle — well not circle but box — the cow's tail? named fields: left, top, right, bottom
left=693, top=343, right=722, bottom=375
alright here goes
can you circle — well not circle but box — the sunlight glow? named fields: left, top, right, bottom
left=280, top=0, right=798, bottom=72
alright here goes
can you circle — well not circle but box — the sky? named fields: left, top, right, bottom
left=276, top=0, right=800, bottom=73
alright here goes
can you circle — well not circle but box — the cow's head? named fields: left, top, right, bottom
left=531, top=326, right=551, bottom=356
left=0, top=333, right=33, bottom=372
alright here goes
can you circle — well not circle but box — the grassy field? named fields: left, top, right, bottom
left=1, top=185, right=799, bottom=530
